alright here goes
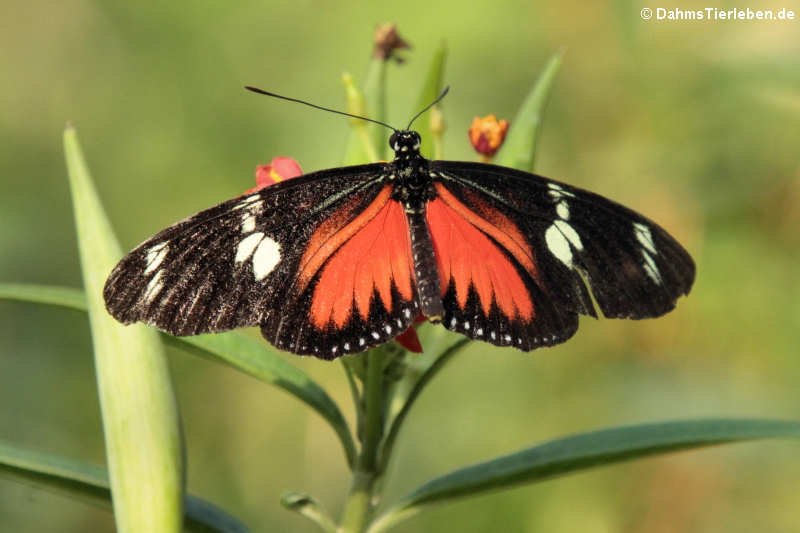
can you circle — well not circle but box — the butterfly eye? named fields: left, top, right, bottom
left=388, top=132, right=399, bottom=150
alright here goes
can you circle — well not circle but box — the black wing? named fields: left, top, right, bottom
left=104, top=163, right=419, bottom=358
left=429, top=160, right=695, bottom=348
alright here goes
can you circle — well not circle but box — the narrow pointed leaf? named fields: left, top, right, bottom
left=494, top=50, right=563, bottom=172
left=175, top=333, right=357, bottom=468
left=363, top=58, right=389, bottom=157
left=0, top=282, right=87, bottom=311
left=65, top=126, right=184, bottom=532
left=371, top=418, right=800, bottom=532
left=341, top=72, right=380, bottom=165
left=0, top=439, right=248, bottom=533
left=0, top=283, right=356, bottom=468
left=410, top=43, right=447, bottom=160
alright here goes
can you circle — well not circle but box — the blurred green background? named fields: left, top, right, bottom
left=2, top=1, right=799, bottom=531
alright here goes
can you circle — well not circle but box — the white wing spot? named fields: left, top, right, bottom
left=476, top=328, right=483, bottom=336
left=396, top=319, right=403, bottom=328
left=642, top=250, right=663, bottom=284
left=490, top=331, right=497, bottom=340
left=545, top=225, right=573, bottom=266
left=545, top=220, right=584, bottom=267
left=144, top=242, right=169, bottom=275
left=633, top=223, right=662, bottom=284
left=555, top=220, right=583, bottom=251
left=450, top=317, right=457, bottom=327
left=504, top=334, right=512, bottom=342
left=547, top=182, right=576, bottom=199
left=233, top=195, right=261, bottom=210
left=403, top=308, right=411, bottom=318
left=252, top=237, right=281, bottom=280
left=359, top=337, right=366, bottom=346
left=143, top=270, right=165, bottom=303
left=331, top=346, right=338, bottom=355
left=634, top=222, right=658, bottom=255
left=371, top=331, right=380, bottom=340
left=556, top=201, right=570, bottom=220
left=384, top=325, right=392, bottom=334
left=235, top=232, right=264, bottom=263
left=464, top=321, right=470, bottom=330
left=241, top=213, right=256, bottom=233
left=344, top=342, right=350, bottom=350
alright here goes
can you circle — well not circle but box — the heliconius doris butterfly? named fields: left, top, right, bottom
left=104, top=87, right=695, bottom=359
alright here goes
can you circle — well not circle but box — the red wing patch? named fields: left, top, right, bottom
left=305, top=186, right=415, bottom=329
left=427, top=183, right=538, bottom=321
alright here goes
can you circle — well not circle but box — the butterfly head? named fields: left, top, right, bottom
left=389, top=130, right=421, bottom=156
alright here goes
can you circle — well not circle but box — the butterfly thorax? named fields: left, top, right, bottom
left=388, top=130, right=435, bottom=213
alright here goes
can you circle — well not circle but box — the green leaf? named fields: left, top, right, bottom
left=370, top=418, right=800, bottom=532
left=0, top=439, right=248, bottom=533
left=409, top=43, right=447, bottom=160
left=341, top=72, right=380, bottom=165
left=65, top=125, right=184, bottom=532
left=362, top=58, right=389, bottom=158
left=0, top=282, right=87, bottom=311
left=174, top=333, right=357, bottom=468
left=494, top=50, right=563, bottom=172
left=0, top=282, right=356, bottom=469
left=281, top=492, right=337, bottom=533
left=0, top=282, right=357, bottom=469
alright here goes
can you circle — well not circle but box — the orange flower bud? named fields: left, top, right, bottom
left=468, top=115, right=510, bottom=158
left=247, top=157, right=303, bottom=193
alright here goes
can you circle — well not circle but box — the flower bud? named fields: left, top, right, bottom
left=247, top=157, right=303, bottom=193
left=468, top=114, right=510, bottom=158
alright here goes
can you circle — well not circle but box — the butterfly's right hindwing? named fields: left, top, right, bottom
left=103, top=164, right=387, bottom=340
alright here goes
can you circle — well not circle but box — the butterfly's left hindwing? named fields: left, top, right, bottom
left=104, top=164, right=419, bottom=358
left=431, top=161, right=695, bottom=332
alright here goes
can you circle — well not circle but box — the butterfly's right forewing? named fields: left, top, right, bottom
left=103, top=164, right=386, bottom=339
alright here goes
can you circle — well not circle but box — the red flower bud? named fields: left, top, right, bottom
left=246, top=157, right=303, bottom=193
left=394, top=314, right=427, bottom=353
left=468, top=115, right=510, bottom=158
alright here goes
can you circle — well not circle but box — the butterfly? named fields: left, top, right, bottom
left=104, top=88, right=695, bottom=360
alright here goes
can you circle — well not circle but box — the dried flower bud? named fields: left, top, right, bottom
left=468, top=114, right=510, bottom=158
left=373, top=23, right=410, bottom=62
left=247, top=157, right=303, bottom=193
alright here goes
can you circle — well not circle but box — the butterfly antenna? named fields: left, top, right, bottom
left=406, top=86, right=450, bottom=130
left=245, top=86, right=398, bottom=132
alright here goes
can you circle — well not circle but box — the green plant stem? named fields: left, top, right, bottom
left=377, top=338, right=470, bottom=475
left=340, top=350, right=386, bottom=532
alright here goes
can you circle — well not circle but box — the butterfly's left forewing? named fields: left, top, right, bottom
left=105, top=164, right=418, bottom=358
left=429, top=161, right=695, bottom=349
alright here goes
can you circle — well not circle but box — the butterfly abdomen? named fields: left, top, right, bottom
left=405, top=208, right=444, bottom=322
